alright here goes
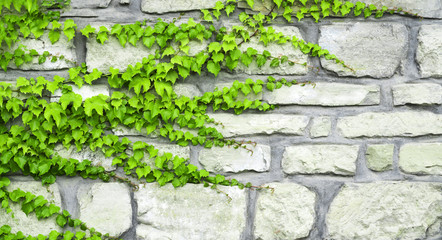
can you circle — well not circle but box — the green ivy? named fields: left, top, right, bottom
left=0, top=0, right=421, bottom=239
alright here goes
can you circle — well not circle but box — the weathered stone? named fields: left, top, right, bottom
left=264, top=83, right=380, bottom=106
left=86, top=32, right=157, bottom=74
left=393, top=83, right=442, bottom=105
left=209, top=113, right=309, bottom=137
left=254, top=182, right=316, bottom=240
left=141, top=0, right=225, bottom=13
left=365, top=144, right=394, bottom=172
left=319, top=23, right=408, bottom=78
left=174, top=83, right=202, bottom=98
left=351, top=0, right=442, bottom=19
left=310, top=116, right=332, bottom=138
left=282, top=145, right=359, bottom=175
left=337, top=112, right=442, bottom=138
left=135, top=183, right=246, bottom=240
left=399, top=143, right=442, bottom=175
left=78, top=183, right=132, bottom=238
left=70, top=0, right=112, bottom=8
left=120, top=0, right=130, bottom=4
left=53, top=144, right=115, bottom=171
left=111, top=124, right=161, bottom=138
left=238, top=0, right=315, bottom=16
left=236, top=26, right=308, bottom=75
left=51, top=84, right=109, bottom=102
left=7, top=32, right=76, bottom=71
left=327, top=182, right=442, bottom=239
left=417, top=25, right=442, bottom=78
left=199, top=144, right=271, bottom=173
left=0, top=178, right=62, bottom=236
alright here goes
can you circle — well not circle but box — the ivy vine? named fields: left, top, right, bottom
left=0, top=0, right=420, bottom=239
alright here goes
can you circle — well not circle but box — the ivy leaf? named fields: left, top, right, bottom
left=84, top=94, right=110, bottom=116
left=246, top=0, right=254, bottom=8
left=208, top=42, right=221, bottom=53
left=143, top=36, right=155, bottom=49
left=48, top=30, right=60, bottom=44
left=207, top=60, right=221, bottom=77
left=56, top=215, right=67, bottom=227
left=81, top=24, right=96, bottom=38
left=44, top=103, right=64, bottom=127
left=129, top=75, right=151, bottom=95
left=59, top=92, right=82, bottom=110
left=273, top=0, right=282, bottom=8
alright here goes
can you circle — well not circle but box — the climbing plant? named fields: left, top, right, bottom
left=0, top=0, right=420, bottom=239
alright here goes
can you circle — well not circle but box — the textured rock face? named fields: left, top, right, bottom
left=392, top=83, right=442, bottom=105
left=51, top=84, right=110, bottom=102
left=351, top=0, right=442, bottom=18
left=365, top=144, right=394, bottom=172
left=141, top=0, right=225, bottom=13
left=319, top=23, right=408, bottom=78
left=6, top=33, right=76, bottom=71
left=338, top=112, right=442, bottom=138
left=417, top=25, right=442, bottom=78
left=135, top=183, right=246, bottom=240
left=236, top=26, right=308, bottom=75
left=199, top=144, right=271, bottom=173
left=282, top=145, right=359, bottom=175
left=310, top=117, right=332, bottom=138
left=86, top=34, right=157, bottom=74
left=70, top=0, right=112, bottom=8
left=78, top=183, right=132, bottom=237
left=209, top=113, right=309, bottom=137
left=264, top=83, right=380, bottom=106
left=53, top=144, right=115, bottom=171
left=327, top=182, right=442, bottom=240
left=399, top=143, right=442, bottom=175
left=0, top=179, right=62, bottom=236
left=254, top=182, right=316, bottom=240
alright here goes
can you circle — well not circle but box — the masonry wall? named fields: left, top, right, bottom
left=1, top=0, right=442, bottom=239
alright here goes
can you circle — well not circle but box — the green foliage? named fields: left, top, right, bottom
left=0, top=0, right=420, bottom=239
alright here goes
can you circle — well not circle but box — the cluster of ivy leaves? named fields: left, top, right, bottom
left=0, top=0, right=420, bottom=239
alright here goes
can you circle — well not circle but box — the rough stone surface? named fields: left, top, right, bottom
left=51, top=84, right=110, bottom=102
left=7, top=33, right=76, bottom=70
left=86, top=33, right=157, bottom=74
left=282, top=145, right=359, bottom=176
left=70, top=0, right=112, bottom=8
left=78, top=183, right=132, bottom=237
left=265, top=83, right=380, bottom=106
left=399, top=143, right=442, bottom=175
left=254, top=182, right=316, bottom=240
left=174, top=83, right=202, bottom=98
left=53, top=144, right=115, bottom=171
left=365, top=144, right=394, bottom=172
left=417, top=25, right=442, bottom=78
left=209, top=113, right=309, bottom=137
left=337, top=111, right=442, bottom=138
left=327, top=182, right=442, bottom=240
left=135, top=183, right=246, bottom=240
left=0, top=178, right=62, bottom=236
left=393, top=83, right=442, bottom=105
left=141, top=0, right=225, bottom=13
left=319, top=23, right=408, bottom=78
left=351, top=0, right=442, bottom=19
left=310, top=116, right=332, bottom=138
left=199, top=144, right=271, bottom=173
left=236, top=26, right=308, bottom=75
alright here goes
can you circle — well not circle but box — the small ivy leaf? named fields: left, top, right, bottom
left=207, top=60, right=221, bottom=77
left=270, top=58, right=280, bottom=67
left=246, top=0, right=254, bottom=8
left=84, top=94, right=110, bottom=116
left=81, top=24, right=96, bottom=38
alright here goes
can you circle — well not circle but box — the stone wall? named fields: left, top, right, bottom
left=1, top=0, right=441, bottom=239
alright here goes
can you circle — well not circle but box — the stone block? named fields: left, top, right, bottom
left=351, top=0, right=442, bottom=19
left=365, top=144, right=394, bottom=172
left=236, top=26, right=308, bottom=75
left=399, top=143, right=442, bottom=175
left=327, top=182, right=442, bottom=239
left=319, top=23, right=408, bottom=78
left=6, top=32, right=76, bottom=71
left=282, top=145, right=359, bottom=176
left=209, top=113, right=309, bottom=137
left=337, top=112, right=442, bottom=138
left=51, top=84, right=110, bottom=102
left=135, top=183, right=246, bottom=240
left=141, top=0, right=226, bottom=13
left=310, top=116, right=332, bottom=138
left=417, top=25, right=442, bottom=78
left=77, top=183, right=132, bottom=238
left=53, top=144, right=115, bottom=171
left=264, top=83, right=380, bottom=106
left=0, top=178, right=62, bottom=236
left=199, top=144, right=271, bottom=173
left=254, top=182, right=316, bottom=240
left=393, top=83, right=442, bottom=105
